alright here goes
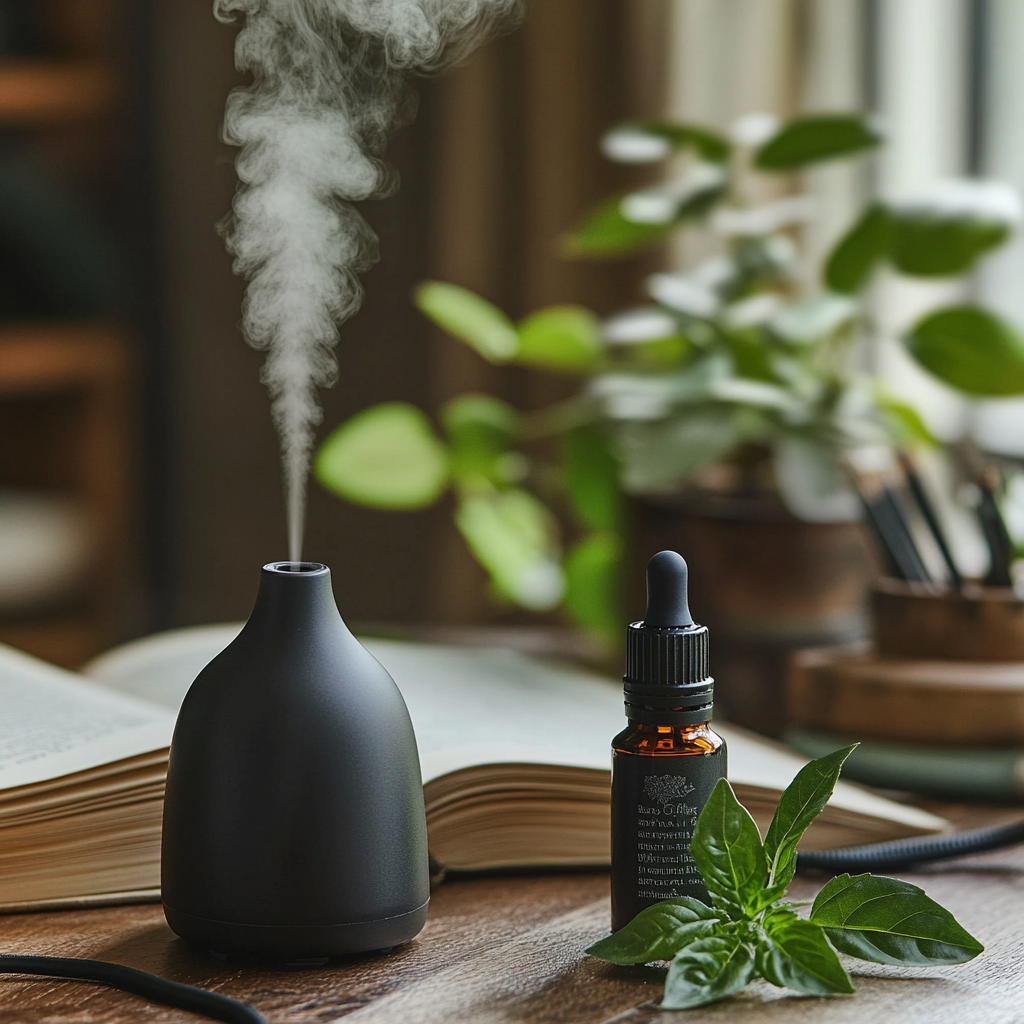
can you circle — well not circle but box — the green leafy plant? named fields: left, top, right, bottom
left=586, top=745, right=983, bottom=1010
left=317, top=284, right=624, bottom=633
left=316, top=111, right=1024, bottom=635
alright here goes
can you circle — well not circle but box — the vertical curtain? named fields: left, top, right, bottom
left=975, top=0, right=1024, bottom=457
left=873, top=0, right=971, bottom=437
left=663, top=0, right=867, bottom=272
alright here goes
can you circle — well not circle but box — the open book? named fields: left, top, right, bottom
left=0, top=628, right=947, bottom=912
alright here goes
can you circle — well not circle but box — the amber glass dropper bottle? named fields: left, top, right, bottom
left=611, top=550, right=727, bottom=930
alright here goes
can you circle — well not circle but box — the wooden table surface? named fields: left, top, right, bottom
left=2, top=811, right=1023, bottom=1023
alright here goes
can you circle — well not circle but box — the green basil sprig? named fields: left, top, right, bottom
left=587, top=745, right=983, bottom=1010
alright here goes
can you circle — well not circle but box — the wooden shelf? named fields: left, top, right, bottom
left=0, top=61, right=113, bottom=124
left=0, top=4, right=133, bottom=667
left=0, top=322, right=132, bottom=666
left=0, top=322, right=126, bottom=393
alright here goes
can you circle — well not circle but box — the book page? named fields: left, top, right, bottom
left=367, top=641, right=943, bottom=833
left=0, top=645, right=174, bottom=791
left=84, top=628, right=620, bottom=774
left=363, top=642, right=622, bottom=779
left=83, top=628, right=944, bottom=833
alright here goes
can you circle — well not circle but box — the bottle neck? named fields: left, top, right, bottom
left=622, top=698, right=714, bottom=727
left=624, top=719, right=713, bottom=732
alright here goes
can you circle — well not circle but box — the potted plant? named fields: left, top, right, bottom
left=315, top=111, right=1024, bottom=728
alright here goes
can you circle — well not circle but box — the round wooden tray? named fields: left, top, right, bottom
left=788, top=643, right=1024, bottom=744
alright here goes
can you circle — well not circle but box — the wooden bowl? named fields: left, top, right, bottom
left=872, top=578, right=1024, bottom=662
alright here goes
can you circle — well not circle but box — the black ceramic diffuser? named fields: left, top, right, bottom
left=161, top=561, right=430, bottom=959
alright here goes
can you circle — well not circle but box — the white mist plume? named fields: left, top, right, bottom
left=215, top=0, right=520, bottom=561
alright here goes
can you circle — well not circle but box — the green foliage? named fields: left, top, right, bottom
left=614, top=408, right=759, bottom=495
left=516, top=305, right=601, bottom=372
left=315, top=403, right=448, bottom=510
left=810, top=873, right=984, bottom=965
left=318, top=107, right=1020, bottom=638
left=874, top=391, right=940, bottom=447
left=888, top=215, right=1008, bottom=276
left=587, top=747, right=983, bottom=1010
left=754, top=114, right=883, bottom=170
left=455, top=488, right=563, bottom=610
left=824, top=204, right=891, bottom=293
left=562, top=427, right=622, bottom=532
left=563, top=531, right=622, bottom=639
left=724, top=326, right=776, bottom=381
left=762, top=745, right=857, bottom=894
left=756, top=912, right=854, bottom=995
left=414, top=281, right=518, bottom=362
left=905, top=306, right=1024, bottom=396
left=622, top=119, right=732, bottom=163
left=587, top=898, right=719, bottom=964
left=662, top=934, right=756, bottom=1009
left=562, top=195, right=677, bottom=258
left=564, top=176, right=726, bottom=260
left=442, top=394, right=519, bottom=486
left=825, top=203, right=1008, bottom=292
left=691, top=779, right=767, bottom=917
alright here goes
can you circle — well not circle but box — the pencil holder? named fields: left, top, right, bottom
left=872, top=577, right=1024, bottom=661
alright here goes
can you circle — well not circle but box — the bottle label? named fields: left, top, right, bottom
left=611, top=745, right=727, bottom=930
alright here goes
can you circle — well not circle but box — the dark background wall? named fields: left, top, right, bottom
left=147, top=1, right=666, bottom=630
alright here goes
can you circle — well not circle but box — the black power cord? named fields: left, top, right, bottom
left=0, top=954, right=268, bottom=1024
left=797, top=817, right=1024, bottom=874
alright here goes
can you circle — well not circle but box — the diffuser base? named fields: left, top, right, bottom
left=163, top=900, right=429, bottom=959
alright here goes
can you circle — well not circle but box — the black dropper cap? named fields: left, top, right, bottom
left=623, top=551, right=713, bottom=725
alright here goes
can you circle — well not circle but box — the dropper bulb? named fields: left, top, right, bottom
left=643, top=550, right=694, bottom=628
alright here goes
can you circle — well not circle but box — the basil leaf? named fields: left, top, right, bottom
left=810, top=873, right=984, bottom=965
left=691, top=778, right=767, bottom=919
left=587, top=897, right=719, bottom=965
left=763, top=744, right=858, bottom=892
left=662, top=933, right=756, bottom=1010
left=757, top=913, right=854, bottom=995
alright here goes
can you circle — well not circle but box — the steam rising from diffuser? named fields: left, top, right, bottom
left=215, top=0, right=519, bottom=561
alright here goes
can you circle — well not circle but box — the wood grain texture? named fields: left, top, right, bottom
left=1, top=823, right=1023, bottom=1023
left=873, top=579, right=1024, bottom=662
left=788, top=645, right=1024, bottom=743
